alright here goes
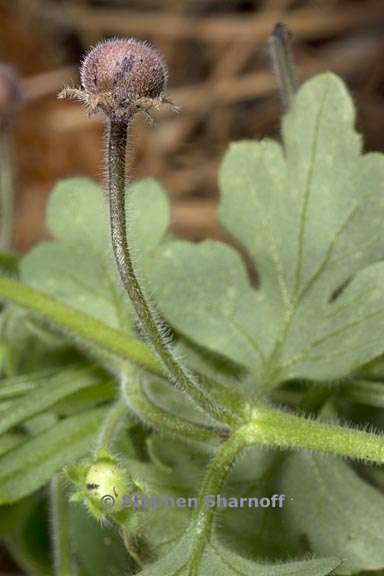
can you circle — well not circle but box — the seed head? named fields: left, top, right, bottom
left=66, top=449, right=142, bottom=521
left=59, top=38, right=178, bottom=122
left=0, top=65, right=22, bottom=122
left=81, top=38, right=167, bottom=102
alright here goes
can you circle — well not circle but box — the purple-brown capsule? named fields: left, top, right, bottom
left=58, top=37, right=178, bottom=121
left=76, top=38, right=168, bottom=120
left=81, top=38, right=167, bottom=101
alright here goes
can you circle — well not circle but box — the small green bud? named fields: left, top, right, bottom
left=85, top=459, right=136, bottom=514
left=66, top=449, right=142, bottom=521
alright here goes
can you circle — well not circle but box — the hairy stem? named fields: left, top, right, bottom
left=96, top=399, right=128, bottom=451
left=121, top=371, right=228, bottom=442
left=50, top=475, right=76, bottom=576
left=186, top=397, right=384, bottom=572
left=246, top=406, right=384, bottom=463
left=107, top=118, right=231, bottom=426
left=0, top=276, right=161, bottom=374
left=269, top=23, right=298, bottom=109
left=181, top=426, right=251, bottom=574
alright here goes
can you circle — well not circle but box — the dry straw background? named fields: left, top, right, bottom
left=1, top=0, right=384, bottom=253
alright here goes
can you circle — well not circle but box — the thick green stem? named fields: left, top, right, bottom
left=0, top=276, right=161, bottom=374
left=246, top=406, right=384, bottom=463
left=107, top=118, right=231, bottom=427
left=269, top=23, right=298, bottom=109
left=50, top=475, right=76, bottom=576
left=186, top=399, right=384, bottom=572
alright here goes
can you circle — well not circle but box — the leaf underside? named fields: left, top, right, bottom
left=138, top=527, right=339, bottom=576
left=20, top=178, right=170, bottom=331
left=150, top=73, right=384, bottom=389
left=281, top=452, right=384, bottom=575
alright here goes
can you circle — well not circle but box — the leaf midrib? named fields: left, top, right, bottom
left=293, top=80, right=331, bottom=297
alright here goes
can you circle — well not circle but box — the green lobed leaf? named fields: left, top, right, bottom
left=113, top=455, right=192, bottom=558
left=138, top=526, right=340, bottom=576
left=150, top=73, right=384, bottom=388
left=280, top=452, right=384, bottom=574
left=219, top=450, right=305, bottom=560
left=147, top=435, right=212, bottom=491
left=123, top=440, right=337, bottom=573
left=0, top=407, right=105, bottom=504
left=151, top=240, right=263, bottom=374
left=20, top=177, right=170, bottom=330
left=147, top=438, right=304, bottom=559
left=69, top=500, right=136, bottom=576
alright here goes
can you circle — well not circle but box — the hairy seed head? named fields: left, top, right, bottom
left=80, top=38, right=168, bottom=118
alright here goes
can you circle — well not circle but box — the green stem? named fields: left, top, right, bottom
left=186, top=398, right=384, bottom=572
left=0, top=123, right=14, bottom=249
left=188, top=427, right=249, bottom=573
left=50, top=474, right=76, bottom=576
left=269, top=22, right=298, bottom=109
left=96, top=399, right=128, bottom=450
left=246, top=406, right=384, bottom=463
left=0, top=276, right=235, bottom=432
left=0, top=277, right=242, bottom=426
left=121, top=372, right=228, bottom=442
left=0, top=276, right=161, bottom=374
left=107, top=118, right=231, bottom=427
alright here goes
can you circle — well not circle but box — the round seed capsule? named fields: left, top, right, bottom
left=80, top=38, right=168, bottom=108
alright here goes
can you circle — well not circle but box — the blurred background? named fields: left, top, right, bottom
left=1, top=0, right=384, bottom=254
